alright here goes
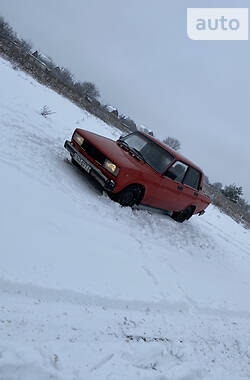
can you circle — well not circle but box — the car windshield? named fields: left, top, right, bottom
left=120, top=133, right=174, bottom=173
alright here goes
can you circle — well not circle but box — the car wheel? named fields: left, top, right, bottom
left=71, top=156, right=79, bottom=167
left=111, top=185, right=142, bottom=207
left=172, top=206, right=194, bottom=223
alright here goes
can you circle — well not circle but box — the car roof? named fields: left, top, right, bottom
left=139, top=132, right=203, bottom=173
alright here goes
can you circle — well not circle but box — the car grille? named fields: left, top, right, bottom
left=81, top=139, right=106, bottom=165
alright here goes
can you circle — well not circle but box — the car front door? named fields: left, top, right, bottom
left=157, top=161, right=190, bottom=211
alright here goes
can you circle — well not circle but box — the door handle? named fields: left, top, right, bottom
left=177, top=185, right=183, bottom=191
left=194, top=192, right=198, bottom=197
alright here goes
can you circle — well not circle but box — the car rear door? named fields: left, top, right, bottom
left=181, top=166, right=202, bottom=210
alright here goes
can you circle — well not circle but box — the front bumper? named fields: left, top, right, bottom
left=64, top=140, right=115, bottom=192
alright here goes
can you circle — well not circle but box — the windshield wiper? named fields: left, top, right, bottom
left=118, top=140, right=145, bottom=161
left=118, top=140, right=130, bottom=150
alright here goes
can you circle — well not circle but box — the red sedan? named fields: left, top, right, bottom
left=64, top=129, right=210, bottom=222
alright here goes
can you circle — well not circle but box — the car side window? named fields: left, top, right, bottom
left=164, top=161, right=188, bottom=183
left=183, top=166, right=201, bottom=190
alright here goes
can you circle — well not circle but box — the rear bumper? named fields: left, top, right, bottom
left=64, top=140, right=115, bottom=192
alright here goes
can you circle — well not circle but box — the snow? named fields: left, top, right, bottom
left=35, top=51, right=52, bottom=65
left=106, top=105, right=118, bottom=113
left=0, top=56, right=250, bottom=380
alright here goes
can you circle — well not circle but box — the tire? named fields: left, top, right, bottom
left=111, top=185, right=143, bottom=207
left=172, top=206, right=194, bottom=223
left=71, top=156, right=79, bottom=167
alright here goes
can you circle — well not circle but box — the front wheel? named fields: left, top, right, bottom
left=109, top=185, right=143, bottom=207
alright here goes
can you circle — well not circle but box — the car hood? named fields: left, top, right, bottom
left=78, top=129, right=151, bottom=173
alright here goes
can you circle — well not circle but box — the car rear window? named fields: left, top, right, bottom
left=183, top=167, right=201, bottom=190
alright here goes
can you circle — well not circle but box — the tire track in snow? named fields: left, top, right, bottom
left=1, top=278, right=250, bottom=320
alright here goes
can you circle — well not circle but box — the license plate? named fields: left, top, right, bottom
left=73, top=153, right=91, bottom=173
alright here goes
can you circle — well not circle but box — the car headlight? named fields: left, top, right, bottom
left=73, top=132, right=84, bottom=146
left=103, top=159, right=119, bottom=176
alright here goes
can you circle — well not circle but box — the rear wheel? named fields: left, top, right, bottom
left=172, top=206, right=194, bottom=223
left=110, top=185, right=143, bottom=207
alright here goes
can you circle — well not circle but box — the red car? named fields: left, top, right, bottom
left=64, top=129, right=210, bottom=222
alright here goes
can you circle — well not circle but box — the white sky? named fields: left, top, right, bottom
left=1, top=0, right=250, bottom=201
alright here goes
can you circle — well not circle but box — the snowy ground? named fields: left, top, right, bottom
left=0, top=56, right=250, bottom=380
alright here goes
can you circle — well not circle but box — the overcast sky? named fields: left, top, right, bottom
left=1, top=0, right=250, bottom=201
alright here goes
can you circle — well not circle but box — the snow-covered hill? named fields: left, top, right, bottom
left=0, top=56, right=250, bottom=380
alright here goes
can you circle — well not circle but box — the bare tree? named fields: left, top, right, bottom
left=54, top=67, right=74, bottom=87
left=204, top=175, right=210, bottom=185
left=238, top=198, right=250, bottom=213
left=0, top=16, right=16, bottom=40
left=74, top=81, right=100, bottom=99
left=19, top=39, right=32, bottom=53
left=163, top=137, right=181, bottom=151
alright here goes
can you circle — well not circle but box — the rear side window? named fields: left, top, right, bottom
left=164, top=161, right=188, bottom=183
left=183, top=167, right=201, bottom=190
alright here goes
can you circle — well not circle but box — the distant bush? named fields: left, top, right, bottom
left=163, top=137, right=181, bottom=151
left=206, top=181, right=250, bottom=219
left=212, top=182, right=223, bottom=191
left=203, top=183, right=250, bottom=228
left=40, top=105, right=55, bottom=118
left=222, top=184, right=243, bottom=204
